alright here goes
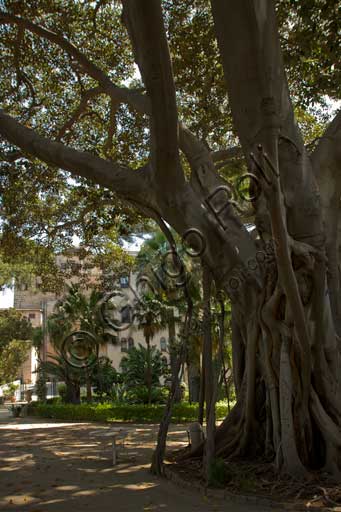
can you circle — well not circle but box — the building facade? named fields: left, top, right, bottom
left=14, top=251, right=172, bottom=390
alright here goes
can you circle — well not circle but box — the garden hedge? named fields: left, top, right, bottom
left=28, top=401, right=229, bottom=423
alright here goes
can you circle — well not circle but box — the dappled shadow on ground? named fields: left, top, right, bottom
left=0, top=411, right=261, bottom=512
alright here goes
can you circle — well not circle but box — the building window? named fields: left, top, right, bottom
left=121, top=338, right=128, bottom=352
left=128, top=337, right=134, bottom=350
left=120, top=276, right=129, bottom=288
left=121, top=305, right=131, bottom=324
left=160, top=337, right=167, bottom=352
left=29, top=313, right=36, bottom=319
left=104, top=333, right=118, bottom=345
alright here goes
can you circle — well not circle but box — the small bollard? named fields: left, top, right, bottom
left=187, top=422, right=205, bottom=452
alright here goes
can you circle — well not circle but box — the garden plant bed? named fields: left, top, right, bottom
left=164, top=449, right=341, bottom=511
left=27, top=401, right=230, bottom=424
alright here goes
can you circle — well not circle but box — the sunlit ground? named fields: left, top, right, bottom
left=0, top=408, right=264, bottom=511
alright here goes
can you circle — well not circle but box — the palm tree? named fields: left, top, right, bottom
left=47, top=284, right=109, bottom=402
left=120, top=343, right=168, bottom=390
left=39, top=354, right=82, bottom=404
left=133, top=293, right=166, bottom=404
left=137, top=228, right=201, bottom=401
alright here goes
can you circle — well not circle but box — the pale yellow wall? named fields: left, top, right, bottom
left=102, top=326, right=170, bottom=370
left=14, top=251, right=174, bottom=383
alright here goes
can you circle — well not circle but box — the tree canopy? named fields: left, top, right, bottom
left=0, top=308, right=32, bottom=384
left=0, top=0, right=339, bottom=282
left=1, top=0, right=341, bottom=481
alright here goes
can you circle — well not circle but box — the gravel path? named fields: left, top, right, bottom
left=0, top=407, right=268, bottom=511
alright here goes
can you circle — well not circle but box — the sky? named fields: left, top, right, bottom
left=0, top=287, right=14, bottom=309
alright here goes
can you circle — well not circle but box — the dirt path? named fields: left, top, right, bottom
left=0, top=408, right=268, bottom=511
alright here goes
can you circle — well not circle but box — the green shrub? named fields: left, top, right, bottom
left=208, top=457, right=232, bottom=487
left=57, top=383, right=67, bottom=402
left=124, top=386, right=168, bottom=404
left=46, top=396, right=62, bottom=405
left=28, top=400, right=230, bottom=424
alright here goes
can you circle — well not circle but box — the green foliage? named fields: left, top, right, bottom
left=90, top=356, right=121, bottom=399
left=57, top=383, right=67, bottom=402
left=0, top=309, right=32, bottom=384
left=0, top=308, right=32, bottom=345
left=120, top=344, right=169, bottom=389
left=137, top=228, right=202, bottom=306
left=0, top=257, right=34, bottom=290
left=3, top=382, right=19, bottom=399
left=0, top=340, right=31, bottom=385
left=0, top=0, right=337, bottom=292
left=39, top=354, right=81, bottom=404
left=277, top=0, right=340, bottom=106
left=31, top=327, right=43, bottom=350
left=48, top=284, right=105, bottom=348
left=133, top=294, right=168, bottom=341
left=35, top=367, right=47, bottom=402
left=46, top=396, right=62, bottom=405
left=124, top=385, right=169, bottom=405
left=208, top=457, right=232, bottom=488
left=28, top=400, right=230, bottom=423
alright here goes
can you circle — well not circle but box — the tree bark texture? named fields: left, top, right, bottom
left=0, top=0, right=341, bottom=477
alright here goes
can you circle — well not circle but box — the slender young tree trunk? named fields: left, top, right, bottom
left=218, top=297, right=230, bottom=404
left=151, top=290, right=193, bottom=475
left=145, top=334, right=152, bottom=405
left=86, top=374, right=92, bottom=403
left=1, top=0, right=341, bottom=480
left=66, top=379, right=80, bottom=405
left=188, top=359, right=201, bottom=403
left=198, top=352, right=205, bottom=426
left=202, top=263, right=215, bottom=481
left=167, top=311, right=181, bottom=402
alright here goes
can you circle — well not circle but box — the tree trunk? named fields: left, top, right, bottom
left=217, top=296, right=230, bottom=405
left=198, top=352, right=205, bottom=426
left=188, top=360, right=200, bottom=403
left=202, top=263, right=215, bottom=481
left=151, top=287, right=193, bottom=475
left=86, top=376, right=92, bottom=403
left=167, top=312, right=181, bottom=402
left=145, top=334, right=152, bottom=405
left=1, top=0, right=341, bottom=480
left=66, top=379, right=80, bottom=405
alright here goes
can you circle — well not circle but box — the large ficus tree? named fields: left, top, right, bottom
left=0, top=0, right=341, bottom=478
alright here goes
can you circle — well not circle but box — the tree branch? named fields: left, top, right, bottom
left=0, top=109, right=151, bottom=203
left=55, top=86, right=104, bottom=141
left=0, top=11, right=150, bottom=115
left=311, top=110, right=341, bottom=334
left=210, top=1, right=302, bottom=153
left=312, top=110, right=341, bottom=189
left=122, top=0, right=184, bottom=193
left=0, top=10, right=240, bottom=187
left=103, top=99, right=119, bottom=156
left=212, top=146, right=243, bottom=163
left=0, top=147, right=25, bottom=162
left=210, top=0, right=324, bottom=249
